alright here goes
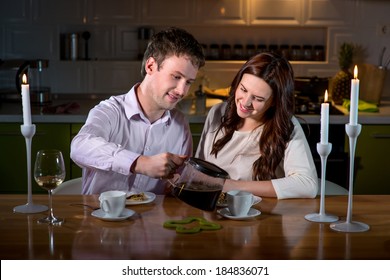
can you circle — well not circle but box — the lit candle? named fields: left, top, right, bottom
left=349, top=65, right=359, bottom=125
left=320, top=90, right=329, bottom=144
left=21, top=74, right=32, bottom=126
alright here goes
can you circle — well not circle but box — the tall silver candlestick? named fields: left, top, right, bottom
left=13, top=124, right=48, bottom=213
left=330, top=123, right=369, bottom=232
left=305, top=142, right=339, bottom=222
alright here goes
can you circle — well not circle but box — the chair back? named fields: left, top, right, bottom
left=318, top=179, right=348, bottom=195
left=52, top=177, right=82, bottom=195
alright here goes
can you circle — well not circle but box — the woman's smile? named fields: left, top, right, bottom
left=238, top=102, right=253, bottom=114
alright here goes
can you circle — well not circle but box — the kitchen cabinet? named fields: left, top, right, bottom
left=0, top=0, right=341, bottom=68
left=3, top=24, right=57, bottom=60
left=249, top=0, right=302, bottom=26
left=87, top=0, right=139, bottom=24
left=25, top=0, right=140, bottom=61
left=0, top=0, right=31, bottom=23
left=195, top=0, right=248, bottom=25
left=353, top=125, right=390, bottom=194
left=1, top=0, right=351, bottom=27
left=31, top=0, right=139, bottom=24
left=249, top=0, right=350, bottom=26
left=302, top=0, right=351, bottom=26
left=0, top=123, right=71, bottom=194
left=50, top=61, right=142, bottom=94
left=32, top=0, right=85, bottom=24
left=141, top=0, right=195, bottom=25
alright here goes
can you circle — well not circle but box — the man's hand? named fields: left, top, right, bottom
left=131, top=153, right=188, bottom=179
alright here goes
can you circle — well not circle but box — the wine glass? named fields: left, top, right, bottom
left=34, top=149, right=66, bottom=225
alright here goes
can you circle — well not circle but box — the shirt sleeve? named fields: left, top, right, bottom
left=70, top=101, right=138, bottom=176
left=271, top=117, right=318, bottom=199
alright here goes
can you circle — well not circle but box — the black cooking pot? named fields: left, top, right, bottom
left=294, top=76, right=329, bottom=102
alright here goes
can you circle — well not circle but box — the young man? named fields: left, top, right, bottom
left=71, top=27, right=205, bottom=194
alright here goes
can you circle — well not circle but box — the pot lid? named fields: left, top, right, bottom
left=188, top=157, right=230, bottom=179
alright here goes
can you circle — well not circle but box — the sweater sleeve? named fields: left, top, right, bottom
left=271, top=117, right=318, bottom=199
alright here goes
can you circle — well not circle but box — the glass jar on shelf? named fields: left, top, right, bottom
left=290, top=45, right=302, bottom=61
left=268, top=44, right=279, bottom=55
left=313, top=45, right=325, bottom=61
left=208, top=44, right=220, bottom=60
left=232, top=44, right=244, bottom=60
left=280, top=44, right=290, bottom=60
left=221, top=44, right=232, bottom=60
left=245, top=44, right=256, bottom=59
left=303, top=45, right=313, bottom=61
left=257, top=44, right=267, bottom=54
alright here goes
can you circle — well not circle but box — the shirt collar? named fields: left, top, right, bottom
left=125, top=84, right=171, bottom=124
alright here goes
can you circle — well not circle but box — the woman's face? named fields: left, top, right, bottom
left=235, top=73, right=274, bottom=125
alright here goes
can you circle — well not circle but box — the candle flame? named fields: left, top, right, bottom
left=22, top=74, right=27, bottom=84
left=354, top=65, right=358, bottom=79
left=324, top=90, right=328, bottom=102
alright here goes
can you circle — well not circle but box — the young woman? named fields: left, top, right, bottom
left=195, top=52, right=318, bottom=199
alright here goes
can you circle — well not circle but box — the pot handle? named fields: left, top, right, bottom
left=166, top=176, right=180, bottom=188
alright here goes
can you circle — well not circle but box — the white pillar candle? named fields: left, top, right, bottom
left=320, top=90, right=329, bottom=144
left=349, top=65, right=359, bottom=125
left=21, top=74, right=32, bottom=126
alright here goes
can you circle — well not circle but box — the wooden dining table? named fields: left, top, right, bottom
left=1, top=194, right=390, bottom=260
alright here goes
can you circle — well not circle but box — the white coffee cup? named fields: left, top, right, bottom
left=227, top=190, right=254, bottom=216
left=99, top=190, right=126, bottom=218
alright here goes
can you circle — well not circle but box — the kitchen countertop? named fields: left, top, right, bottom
left=308, top=100, right=390, bottom=125
left=1, top=94, right=390, bottom=125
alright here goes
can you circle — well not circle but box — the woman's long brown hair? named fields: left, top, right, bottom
left=210, top=52, right=295, bottom=180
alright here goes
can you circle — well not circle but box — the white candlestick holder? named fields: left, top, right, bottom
left=330, top=124, right=369, bottom=232
left=305, top=142, right=339, bottom=222
left=13, top=124, right=48, bottom=213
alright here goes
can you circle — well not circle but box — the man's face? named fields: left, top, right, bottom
left=147, top=55, right=198, bottom=111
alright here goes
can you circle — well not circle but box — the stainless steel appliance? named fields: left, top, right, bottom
left=0, top=59, right=51, bottom=104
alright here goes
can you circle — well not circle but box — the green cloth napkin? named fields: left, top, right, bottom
left=342, top=99, right=379, bottom=112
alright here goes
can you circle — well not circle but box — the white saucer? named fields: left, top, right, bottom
left=217, top=207, right=261, bottom=220
left=217, top=195, right=262, bottom=208
left=126, top=192, right=156, bottom=205
left=91, top=208, right=135, bottom=221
